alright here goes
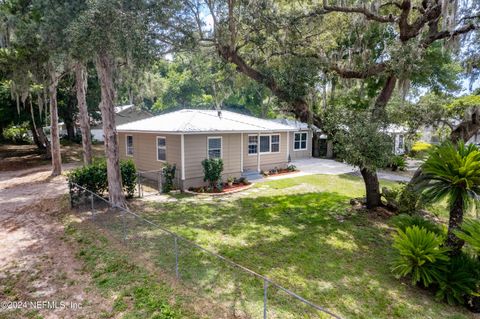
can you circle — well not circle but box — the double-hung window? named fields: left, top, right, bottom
left=260, top=135, right=270, bottom=153
left=126, top=135, right=134, bottom=156
left=248, top=134, right=280, bottom=154
left=294, top=132, right=307, bottom=151
left=208, top=137, right=222, bottom=159
left=157, top=137, right=166, bottom=161
left=248, top=136, right=258, bottom=154
left=271, top=134, right=280, bottom=153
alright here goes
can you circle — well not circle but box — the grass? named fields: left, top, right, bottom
left=63, top=222, right=198, bottom=319
left=129, top=173, right=475, bottom=319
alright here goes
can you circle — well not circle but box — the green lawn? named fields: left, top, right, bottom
left=130, top=174, right=474, bottom=319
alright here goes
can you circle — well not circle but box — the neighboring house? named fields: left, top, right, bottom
left=116, top=109, right=310, bottom=190
left=270, top=118, right=333, bottom=158
left=386, top=125, right=407, bottom=155
left=91, top=104, right=153, bottom=142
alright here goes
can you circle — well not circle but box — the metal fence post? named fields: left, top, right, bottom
left=174, top=236, right=179, bottom=279
left=263, top=278, right=268, bottom=319
left=158, top=171, right=162, bottom=194
left=137, top=173, right=141, bottom=198
left=90, top=194, right=95, bottom=221
left=121, top=208, right=127, bottom=244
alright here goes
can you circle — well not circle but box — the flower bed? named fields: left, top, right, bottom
left=186, top=179, right=253, bottom=195
left=261, top=165, right=298, bottom=177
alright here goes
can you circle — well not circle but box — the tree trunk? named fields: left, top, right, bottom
left=358, top=75, right=397, bottom=209
left=65, top=120, right=75, bottom=140
left=75, top=61, right=93, bottom=165
left=48, top=70, right=62, bottom=176
left=95, top=52, right=126, bottom=207
left=450, top=109, right=480, bottom=143
left=446, top=195, right=465, bottom=255
left=360, top=167, right=382, bottom=209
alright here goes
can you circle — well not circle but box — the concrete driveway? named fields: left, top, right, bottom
left=265, top=158, right=412, bottom=182
left=292, top=158, right=356, bottom=175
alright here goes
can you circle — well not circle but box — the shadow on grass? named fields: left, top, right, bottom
left=72, top=189, right=472, bottom=319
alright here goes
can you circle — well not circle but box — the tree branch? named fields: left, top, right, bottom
left=423, top=23, right=479, bottom=46
left=323, top=0, right=396, bottom=23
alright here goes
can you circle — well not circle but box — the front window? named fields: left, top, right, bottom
left=157, top=137, right=166, bottom=161
left=260, top=135, right=270, bottom=153
left=294, top=132, right=307, bottom=150
left=248, top=136, right=258, bottom=154
left=126, top=135, right=134, bottom=156
left=208, top=137, right=222, bottom=159
left=271, top=134, right=280, bottom=153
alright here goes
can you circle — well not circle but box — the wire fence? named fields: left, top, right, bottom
left=136, top=168, right=182, bottom=197
left=69, top=182, right=341, bottom=319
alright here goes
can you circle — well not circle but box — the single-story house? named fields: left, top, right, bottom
left=386, top=125, right=408, bottom=155
left=270, top=118, right=334, bottom=158
left=92, top=104, right=153, bottom=142
left=116, top=109, right=312, bottom=189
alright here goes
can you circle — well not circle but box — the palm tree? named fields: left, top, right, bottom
left=413, top=141, right=480, bottom=255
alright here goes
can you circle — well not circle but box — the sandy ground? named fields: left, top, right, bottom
left=0, top=164, right=112, bottom=319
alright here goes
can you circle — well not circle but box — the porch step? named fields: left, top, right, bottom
left=241, top=170, right=263, bottom=181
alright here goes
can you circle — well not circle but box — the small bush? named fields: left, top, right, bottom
left=3, top=123, right=32, bottom=144
left=410, top=141, right=433, bottom=158
left=391, top=226, right=449, bottom=287
left=436, top=254, right=480, bottom=305
left=162, top=163, right=176, bottom=193
left=287, top=164, right=297, bottom=171
left=201, top=158, right=223, bottom=188
left=68, top=159, right=137, bottom=199
left=389, top=155, right=407, bottom=171
left=391, top=214, right=445, bottom=237
left=382, top=183, right=425, bottom=214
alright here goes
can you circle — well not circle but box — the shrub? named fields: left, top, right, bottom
left=382, top=183, right=425, bottom=214
left=390, top=155, right=407, bottom=171
left=287, top=164, right=297, bottom=171
left=410, top=141, right=433, bottom=158
left=161, top=163, right=176, bottom=193
left=436, top=254, right=480, bottom=305
left=201, top=158, right=223, bottom=188
left=68, top=159, right=137, bottom=199
left=455, top=219, right=480, bottom=255
left=391, top=214, right=445, bottom=237
left=391, top=226, right=449, bottom=287
left=3, top=123, right=32, bottom=144
left=120, top=160, right=137, bottom=198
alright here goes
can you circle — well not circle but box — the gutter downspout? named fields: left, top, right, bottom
left=240, top=133, right=244, bottom=173
left=181, top=133, right=185, bottom=190
left=257, top=132, right=261, bottom=172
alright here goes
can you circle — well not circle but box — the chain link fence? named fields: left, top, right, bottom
left=136, top=168, right=182, bottom=197
left=70, top=183, right=341, bottom=319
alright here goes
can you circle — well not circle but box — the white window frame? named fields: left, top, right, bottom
left=156, top=136, right=166, bottom=162
left=294, top=132, right=308, bottom=151
left=126, top=135, right=134, bottom=156
left=271, top=134, right=280, bottom=153
left=248, top=134, right=281, bottom=155
left=248, top=135, right=258, bottom=155
left=207, top=136, right=223, bottom=159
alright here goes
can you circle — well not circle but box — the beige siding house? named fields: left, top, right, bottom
left=117, top=109, right=311, bottom=190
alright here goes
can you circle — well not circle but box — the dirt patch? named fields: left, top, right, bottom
left=0, top=144, right=105, bottom=172
left=0, top=166, right=113, bottom=319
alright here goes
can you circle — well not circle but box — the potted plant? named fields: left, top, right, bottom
left=227, top=176, right=235, bottom=187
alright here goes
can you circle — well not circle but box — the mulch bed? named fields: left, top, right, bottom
left=186, top=182, right=253, bottom=195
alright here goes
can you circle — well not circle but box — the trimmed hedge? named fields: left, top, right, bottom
left=68, top=159, right=137, bottom=199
